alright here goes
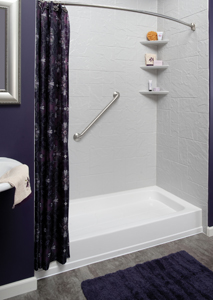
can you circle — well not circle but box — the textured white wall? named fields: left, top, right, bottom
left=68, top=0, right=209, bottom=232
left=68, top=0, right=158, bottom=199
left=156, top=0, right=209, bottom=231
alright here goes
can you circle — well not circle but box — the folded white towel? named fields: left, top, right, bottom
left=0, top=164, right=32, bottom=208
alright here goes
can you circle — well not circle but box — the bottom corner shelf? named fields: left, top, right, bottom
left=140, top=91, right=169, bottom=95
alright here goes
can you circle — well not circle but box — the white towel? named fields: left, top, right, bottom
left=0, top=164, right=32, bottom=208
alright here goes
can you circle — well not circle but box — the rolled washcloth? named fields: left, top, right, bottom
left=0, top=164, right=32, bottom=208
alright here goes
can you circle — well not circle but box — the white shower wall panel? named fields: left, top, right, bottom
left=156, top=0, right=209, bottom=231
left=68, top=0, right=158, bottom=199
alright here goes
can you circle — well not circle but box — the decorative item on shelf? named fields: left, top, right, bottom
left=157, top=32, right=163, bottom=40
left=146, top=31, right=157, bottom=41
left=153, top=60, right=163, bottom=66
left=145, top=53, right=156, bottom=66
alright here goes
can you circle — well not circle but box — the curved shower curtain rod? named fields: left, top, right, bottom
left=38, top=0, right=196, bottom=31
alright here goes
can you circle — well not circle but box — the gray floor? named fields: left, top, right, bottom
left=9, top=233, right=213, bottom=300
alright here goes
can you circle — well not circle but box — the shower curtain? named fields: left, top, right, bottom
left=35, top=1, right=70, bottom=271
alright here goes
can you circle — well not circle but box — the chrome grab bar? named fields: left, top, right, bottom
left=73, top=91, right=120, bottom=142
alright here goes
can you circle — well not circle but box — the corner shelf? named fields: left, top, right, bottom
left=140, top=91, right=169, bottom=95
left=141, top=65, right=169, bottom=70
left=141, top=40, right=169, bottom=46
left=140, top=39, right=169, bottom=96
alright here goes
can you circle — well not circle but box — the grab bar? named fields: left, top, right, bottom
left=73, top=91, right=120, bottom=141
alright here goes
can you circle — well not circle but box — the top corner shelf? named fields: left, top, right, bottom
left=141, top=40, right=169, bottom=46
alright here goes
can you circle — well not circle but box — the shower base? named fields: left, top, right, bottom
left=36, top=186, right=202, bottom=279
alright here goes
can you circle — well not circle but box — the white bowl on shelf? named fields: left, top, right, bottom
left=0, top=157, right=22, bottom=193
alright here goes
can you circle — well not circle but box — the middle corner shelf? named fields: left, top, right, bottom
left=141, top=65, right=169, bottom=70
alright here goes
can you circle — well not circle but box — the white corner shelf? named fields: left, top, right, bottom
left=140, top=91, right=169, bottom=95
left=141, top=40, right=169, bottom=46
left=141, top=65, right=169, bottom=70
left=140, top=39, right=169, bottom=96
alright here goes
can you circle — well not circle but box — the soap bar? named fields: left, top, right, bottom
left=154, top=60, right=162, bottom=66
left=145, top=54, right=157, bottom=66
left=153, top=87, right=160, bottom=92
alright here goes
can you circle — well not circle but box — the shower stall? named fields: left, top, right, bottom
left=36, top=0, right=209, bottom=278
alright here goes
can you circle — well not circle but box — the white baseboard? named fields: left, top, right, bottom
left=207, top=226, right=213, bottom=237
left=0, top=277, right=37, bottom=300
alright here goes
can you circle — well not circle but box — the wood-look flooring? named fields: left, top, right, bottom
left=9, top=233, right=213, bottom=300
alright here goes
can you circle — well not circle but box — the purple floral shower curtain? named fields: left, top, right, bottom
left=35, top=1, right=70, bottom=271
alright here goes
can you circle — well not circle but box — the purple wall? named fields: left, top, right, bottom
left=0, top=8, right=6, bottom=89
left=0, top=0, right=35, bottom=285
left=209, top=0, right=213, bottom=227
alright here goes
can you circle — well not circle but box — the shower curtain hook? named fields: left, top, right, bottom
left=57, top=0, right=66, bottom=9
left=62, top=1, right=68, bottom=12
